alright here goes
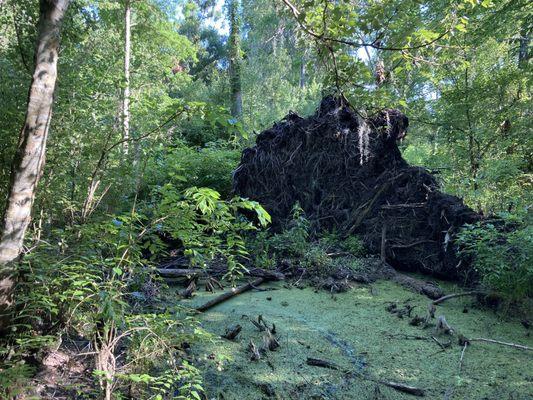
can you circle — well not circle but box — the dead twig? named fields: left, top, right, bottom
left=468, top=337, right=531, bottom=351
left=459, top=342, right=468, bottom=371
left=431, top=336, right=450, bottom=350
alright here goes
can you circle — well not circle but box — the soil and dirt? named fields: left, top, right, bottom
left=233, top=96, right=481, bottom=279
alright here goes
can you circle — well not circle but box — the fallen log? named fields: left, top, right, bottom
left=195, top=277, right=265, bottom=312
left=306, top=357, right=338, bottom=369
left=391, top=272, right=444, bottom=300
left=248, top=268, right=285, bottom=280
left=157, top=267, right=284, bottom=280
left=157, top=268, right=202, bottom=278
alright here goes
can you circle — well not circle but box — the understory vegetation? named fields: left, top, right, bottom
left=0, top=0, right=531, bottom=398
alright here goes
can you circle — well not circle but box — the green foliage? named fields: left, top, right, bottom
left=111, top=313, right=206, bottom=400
left=246, top=205, right=308, bottom=269
left=264, top=204, right=310, bottom=258
left=145, top=145, right=241, bottom=197
left=0, top=212, right=209, bottom=399
left=0, top=0, right=531, bottom=396
left=319, top=231, right=366, bottom=257
left=155, top=185, right=270, bottom=280
left=249, top=205, right=366, bottom=275
left=0, top=362, right=35, bottom=399
left=457, top=216, right=533, bottom=303
left=299, top=245, right=332, bottom=274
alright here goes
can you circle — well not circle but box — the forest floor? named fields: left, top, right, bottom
left=169, top=277, right=533, bottom=400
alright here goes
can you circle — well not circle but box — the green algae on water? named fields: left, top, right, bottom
left=176, top=280, right=533, bottom=400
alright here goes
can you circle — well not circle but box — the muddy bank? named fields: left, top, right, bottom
left=174, top=279, right=532, bottom=399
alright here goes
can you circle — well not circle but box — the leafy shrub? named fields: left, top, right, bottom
left=248, top=205, right=367, bottom=276
left=340, top=236, right=366, bottom=256
left=265, top=204, right=310, bottom=257
left=155, top=185, right=270, bottom=280
left=300, top=245, right=334, bottom=275
left=457, top=215, right=532, bottom=303
left=0, top=211, right=211, bottom=399
left=319, top=231, right=365, bottom=256
left=145, top=145, right=241, bottom=198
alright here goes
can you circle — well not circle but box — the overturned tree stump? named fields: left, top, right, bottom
left=233, top=96, right=481, bottom=279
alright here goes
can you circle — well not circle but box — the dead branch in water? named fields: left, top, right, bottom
left=468, top=337, right=532, bottom=351
left=221, top=324, right=242, bottom=340
left=432, top=291, right=485, bottom=305
left=459, top=342, right=468, bottom=371
left=305, top=357, right=426, bottom=396
left=178, top=280, right=196, bottom=298
left=248, top=340, right=261, bottom=361
left=435, top=315, right=454, bottom=335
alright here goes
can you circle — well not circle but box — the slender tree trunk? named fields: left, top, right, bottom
left=123, top=0, right=131, bottom=154
left=299, top=58, right=306, bottom=89
left=518, top=22, right=530, bottom=69
left=228, top=0, right=242, bottom=119
left=0, top=0, right=69, bottom=329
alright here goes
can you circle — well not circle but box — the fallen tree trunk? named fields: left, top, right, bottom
left=196, top=277, right=265, bottom=312
left=432, top=291, right=485, bottom=305
left=392, top=273, right=444, bottom=300
left=157, top=268, right=201, bottom=278
left=158, top=267, right=285, bottom=281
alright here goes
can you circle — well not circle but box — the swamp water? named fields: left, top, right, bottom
left=176, top=280, right=532, bottom=400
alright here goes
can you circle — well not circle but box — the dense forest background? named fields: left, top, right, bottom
left=1, top=0, right=531, bottom=221
left=0, top=0, right=531, bottom=398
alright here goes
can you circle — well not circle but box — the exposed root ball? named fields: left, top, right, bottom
left=233, top=96, right=481, bottom=279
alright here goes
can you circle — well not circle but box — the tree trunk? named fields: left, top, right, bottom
left=518, top=22, right=530, bottom=69
left=122, top=0, right=131, bottom=154
left=228, top=0, right=243, bottom=119
left=299, top=61, right=306, bottom=89
left=0, top=0, right=69, bottom=329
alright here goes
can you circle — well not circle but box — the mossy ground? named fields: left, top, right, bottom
left=175, top=279, right=532, bottom=400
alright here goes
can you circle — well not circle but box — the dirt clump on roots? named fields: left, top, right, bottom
left=233, top=96, right=481, bottom=280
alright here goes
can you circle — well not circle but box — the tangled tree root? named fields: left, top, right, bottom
left=233, top=96, right=481, bottom=279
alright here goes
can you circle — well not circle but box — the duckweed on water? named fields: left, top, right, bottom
left=177, top=280, right=532, bottom=400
